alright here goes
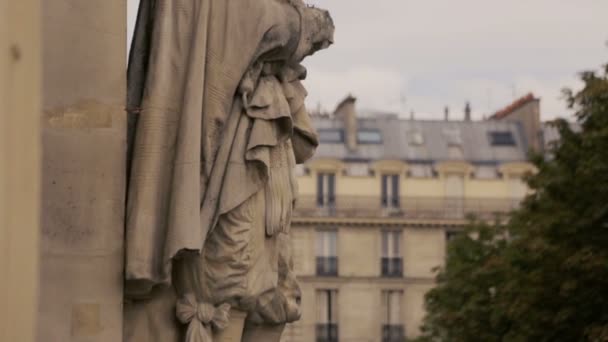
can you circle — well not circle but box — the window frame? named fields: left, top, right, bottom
left=317, top=172, right=336, bottom=208
left=407, top=130, right=425, bottom=146
left=316, top=289, right=339, bottom=342
left=318, top=128, right=345, bottom=144
left=443, top=128, right=463, bottom=146
left=357, top=129, right=383, bottom=144
left=488, top=131, right=516, bottom=146
left=381, top=173, right=401, bottom=208
left=316, top=229, right=338, bottom=276
left=381, top=230, right=403, bottom=277
left=381, top=289, right=405, bottom=342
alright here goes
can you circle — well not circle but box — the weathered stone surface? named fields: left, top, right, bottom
left=38, top=0, right=126, bottom=341
left=124, top=0, right=333, bottom=341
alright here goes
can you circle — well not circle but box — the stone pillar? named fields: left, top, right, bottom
left=0, top=0, right=41, bottom=341
left=38, top=1, right=126, bottom=341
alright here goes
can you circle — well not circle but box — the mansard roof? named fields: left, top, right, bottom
left=311, top=115, right=528, bottom=164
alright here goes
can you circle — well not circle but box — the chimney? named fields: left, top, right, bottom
left=464, top=102, right=471, bottom=121
left=444, top=106, right=449, bottom=121
left=334, top=95, right=358, bottom=151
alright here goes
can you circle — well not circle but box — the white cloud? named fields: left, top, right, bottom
left=303, top=66, right=404, bottom=114
left=304, top=69, right=584, bottom=121
left=303, top=0, right=607, bottom=121
left=404, top=76, right=584, bottom=120
left=127, top=0, right=608, bottom=122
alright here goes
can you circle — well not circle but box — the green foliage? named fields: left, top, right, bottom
left=413, top=65, right=608, bottom=342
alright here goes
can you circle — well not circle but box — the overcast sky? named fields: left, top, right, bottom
left=127, top=0, right=608, bottom=121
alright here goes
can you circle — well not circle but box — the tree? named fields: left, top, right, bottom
left=414, top=65, right=608, bottom=342
left=414, top=221, right=511, bottom=342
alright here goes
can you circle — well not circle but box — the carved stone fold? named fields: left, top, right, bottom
left=124, top=0, right=334, bottom=341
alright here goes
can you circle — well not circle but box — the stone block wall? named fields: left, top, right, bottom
left=38, top=1, right=126, bottom=341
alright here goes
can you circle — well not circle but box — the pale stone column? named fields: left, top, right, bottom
left=0, top=1, right=42, bottom=341
left=38, top=1, right=126, bottom=341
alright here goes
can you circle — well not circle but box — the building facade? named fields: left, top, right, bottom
left=282, top=96, right=538, bottom=341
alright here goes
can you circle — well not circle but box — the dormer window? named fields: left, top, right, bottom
left=443, top=128, right=462, bottom=146
left=318, top=129, right=344, bottom=143
left=408, top=130, right=424, bottom=146
left=488, top=131, right=516, bottom=146
left=357, top=129, right=382, bottom=144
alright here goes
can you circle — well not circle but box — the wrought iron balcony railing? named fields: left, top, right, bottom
left=382, top=324, right=405, bottom=342
left=381, top=257, right=403, bottom=277
left=316, top=323, right=339, bottom=342
left=295, top=195, right=521, bottom=220
left=316, top=256, right=338, bottom=276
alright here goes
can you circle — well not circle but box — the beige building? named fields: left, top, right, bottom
left=282, top=96, right=538, bottom=342
left=1, top=1, right=543, bottom=339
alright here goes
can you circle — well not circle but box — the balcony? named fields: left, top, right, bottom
left=295, top=195, right=521, bottom=220
left=316, top=256, right=338, bottom=276
left=316, top=323, right=339, bottom=342
left=382, top=324, right=405, bottom=342
left=381, top=257, right=403, bottom=277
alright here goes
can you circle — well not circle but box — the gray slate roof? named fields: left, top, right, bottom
left=311, top=115, right=529, bottom=164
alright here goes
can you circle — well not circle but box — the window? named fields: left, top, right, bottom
left=443, top=128, right=462, bottom=146
left=316, top=172, right=336, bottom=208
left=345, top=163, right=370, bottom=177
left=381, top=174, right=400, bottom=208
left=508, top=175, right=528, bottom=201
left=445, top=174, right=464, bottom=197
left=407, top=130, right=424, bottom=146
left=446, top=231, right=462, bottom=242
left=357, top=129, right=383, bottom=144
left=318, top=129, right=344, bottom=143
left=488, top=131, right=516, bottom=146
left=445, top=174, right=465, bottom=218
left=316, top=230, right=338, bottom=276
left=474, top=166, right=498, bottom=179
left=446, top=231, right=464, bottom=255
left=381, top=230, right=402, bottom=277
left=409, top=164, right=434, bottom=178
left=316, top=289, right=339, bottom=342
left=382, top=290, right=404, bottom=342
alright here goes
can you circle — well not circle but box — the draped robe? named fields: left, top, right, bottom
left=126, top=0, right=332, bottom=297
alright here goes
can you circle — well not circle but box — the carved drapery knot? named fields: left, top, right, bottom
left=176, top=294, right=231, bottom=341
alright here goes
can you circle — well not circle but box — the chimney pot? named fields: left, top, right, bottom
left=334, top=95, right=358, bottom=151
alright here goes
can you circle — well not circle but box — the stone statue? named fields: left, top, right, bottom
left=123, top=0, right=334, bottom=341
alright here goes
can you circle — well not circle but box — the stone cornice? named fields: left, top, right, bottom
left=296, top=275, right=436, bottom=286
left=498, top=161, right=537, bottom=178
left=292, top=215, right=471, bottom=227
left=370, top=159, right=409, bottom=175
